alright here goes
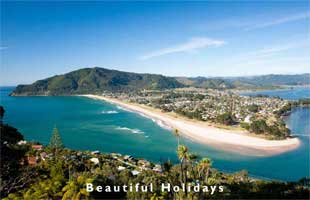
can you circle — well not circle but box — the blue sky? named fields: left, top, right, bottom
left=1, top=1, right=309, bottom=85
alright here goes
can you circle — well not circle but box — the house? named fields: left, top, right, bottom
left=91, top=150, right=100, bottom=155
left=244, top=115, right=252, bottom=123
left=32, top=144, right=43, bottom=151
left=138, top=159, right=150, bottom=168
left=118, top=166, right=126, bottom=171
left=40, top=152, right=48, bottom=161
left=90, top=158, right=99, bottom=165
left=17, top=140, right=27, bottom=145
left=153, top=164, right=162, bottom=173
left=124, top=155, right=133, bottom=161
left=131, top=170, right=140, bottom=176
left=27, top=156, right=38, bottom=165
left=111, top=153, right=121, bottom=160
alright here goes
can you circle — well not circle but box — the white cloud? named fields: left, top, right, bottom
left=139, top=37, right=225, bottom=60
left=245, top=11, right=310, bottom=30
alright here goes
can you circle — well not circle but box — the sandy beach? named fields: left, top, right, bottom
left=82, top=94, right=301, bottom=156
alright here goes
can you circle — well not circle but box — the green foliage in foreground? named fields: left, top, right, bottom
left=2, top=132, right=309, bottom=199
left=0, top=109, right=309, bottom=199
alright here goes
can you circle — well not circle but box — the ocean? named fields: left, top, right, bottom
left=0, top=87, right=309, bottom=181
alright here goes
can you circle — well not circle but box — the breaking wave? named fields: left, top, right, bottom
left=114, top=105, right=171, bottom=131
left=101, top=110, right=119, bottom=114
left=155, top=119, right=172, bottom=131
left=115, top=126, right=144, bottom=134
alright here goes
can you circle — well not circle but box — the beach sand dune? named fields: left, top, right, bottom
left=82, top=94, right=300, bottom=156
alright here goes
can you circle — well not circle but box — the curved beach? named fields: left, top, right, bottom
left=83, top=94, right=300, bottom=156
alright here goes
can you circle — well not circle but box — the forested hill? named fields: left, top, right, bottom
left=10, top=67, right=184, bottom=96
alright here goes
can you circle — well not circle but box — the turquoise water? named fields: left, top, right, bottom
left=1, top=87, right=309, bottom=181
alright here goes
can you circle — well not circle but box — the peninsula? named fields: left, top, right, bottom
left=82, top=94, right=300, bottom=156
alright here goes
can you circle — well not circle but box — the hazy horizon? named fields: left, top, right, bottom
left=1, top=1, right=309, bottom=85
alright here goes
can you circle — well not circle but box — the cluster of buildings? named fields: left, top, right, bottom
left=19, top=141, right=162, bottom=176
left=103, top=90, right=288, bottom=125
left=111, top=153, right=162, bottom=175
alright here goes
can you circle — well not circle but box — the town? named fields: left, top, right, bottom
left=101, top=89, right=292, bottom=139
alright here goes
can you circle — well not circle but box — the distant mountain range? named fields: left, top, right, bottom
left=177, top=74, right=310, bottom=90
left=10, top=67, right=309, bottom=96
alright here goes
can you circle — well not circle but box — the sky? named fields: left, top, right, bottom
left=1, top=1, right=309, bottom=85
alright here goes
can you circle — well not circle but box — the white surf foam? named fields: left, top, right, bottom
left=115, top=105, right=171, bottom=131
left=101, top=110, right=119, bottom=114
left=116, top=126, right=144, bottom=134
left=154, top=119, right=172, bottom=131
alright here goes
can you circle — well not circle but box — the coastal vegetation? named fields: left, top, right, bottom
left=241, top=119, right=290, bottom=138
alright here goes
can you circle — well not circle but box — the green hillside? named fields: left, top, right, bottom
left=10, top=67, right=184, bottom=96
left=176, top=77, right=234, bottom=89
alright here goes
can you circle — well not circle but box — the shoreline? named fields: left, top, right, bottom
left=82, top=94, right=301, bottom=156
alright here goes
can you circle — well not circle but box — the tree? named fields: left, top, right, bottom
left=216, top=112, right=235, bottom=125
left=188, top=153, right=198, bottom=181
left=163, top=160, right=172, bottom=172
left=247, top=104, right=260, bottom=113
left=249, top=120, right=268, bottom=134
left=197, top=158, right=212, bottom=182
left=49, top=126, right=63, bottom=159
left=49, top=126, right=63, bottom=149
left=173, top=129, right=180, bottom=146
left=177, top=145, right=189, bottom=191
